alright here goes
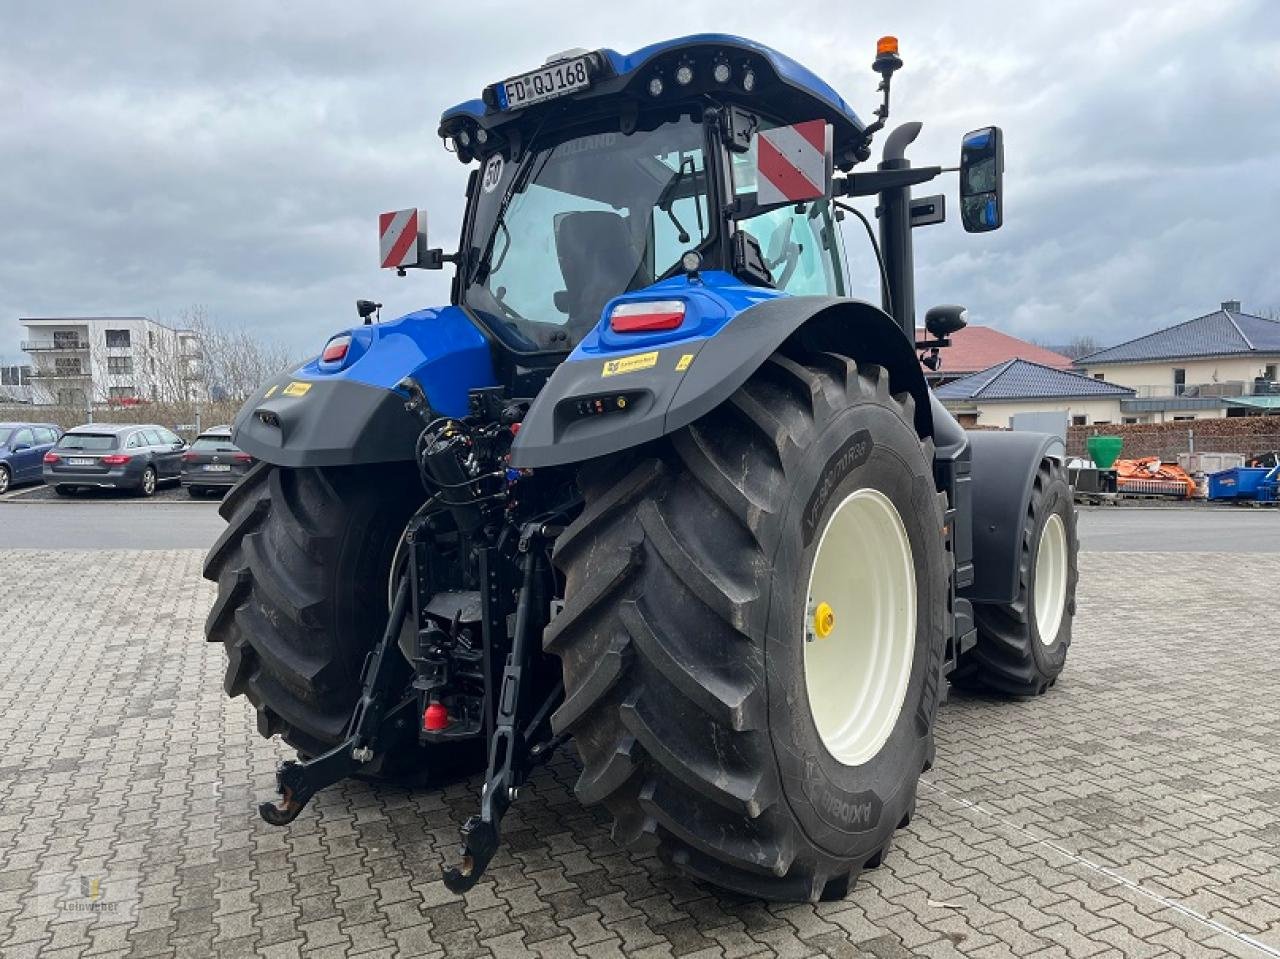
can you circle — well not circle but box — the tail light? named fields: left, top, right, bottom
left=43, top=452, right=60, bottom=464
left=321, top=334, right=351, bottom=364
left=609, top=299, right=685, bottom=333
left=181, top=452, right=196, bottom=462
left=233, top=452, right=253, bottom=464
left=101, top=454, right=132, bottom=466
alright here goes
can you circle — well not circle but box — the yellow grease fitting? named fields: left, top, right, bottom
left=814, top=602, right=835, bottom=639
left=602, top=351, right=659, bottom=377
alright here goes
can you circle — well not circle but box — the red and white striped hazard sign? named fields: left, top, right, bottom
left=755, top=120, right=832, bottom=206
left=379, top=208, right=424, bottom=269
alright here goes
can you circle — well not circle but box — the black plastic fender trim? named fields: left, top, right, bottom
left=962, top=430, right=1065, bottom=604
left=509, top=296, right=933, bottom=469
left=232, top=374, right=423, bottom=468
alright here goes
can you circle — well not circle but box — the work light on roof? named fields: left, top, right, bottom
left=712, top=60, right=731, bottom=83
left=647, top=76, right=664, bottom=97
left=674, top=62, right=694, bottom=86
left=741, top=68, right=756, bottom=92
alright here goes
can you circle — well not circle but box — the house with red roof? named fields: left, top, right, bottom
left=917, top=325, right=1072, bottom=384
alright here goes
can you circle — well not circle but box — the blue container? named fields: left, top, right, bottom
left=1207, top=467, right=1271, bottom=500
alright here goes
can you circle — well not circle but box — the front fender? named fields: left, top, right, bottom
left=509, top=295, right=932, bottom=469
left=963, top=430, right=1065, bottom=604
left=233, top=305, right=497, bottom=468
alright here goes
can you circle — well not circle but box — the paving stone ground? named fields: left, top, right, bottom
left=1, top=549, right=1278, bottom=958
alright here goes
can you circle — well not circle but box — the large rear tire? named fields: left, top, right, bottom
left=547, top=351, right=949, bottom=901
left=955, top=459, right=1078, bottom=696
left=203, top=462, right=481, bottom=780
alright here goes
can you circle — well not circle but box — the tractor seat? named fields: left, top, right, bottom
left=554, top=211, right=646, bottom=338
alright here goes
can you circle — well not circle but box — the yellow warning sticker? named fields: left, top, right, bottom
left=264, top=384, right=279, bottom=398
left=675, top=353, right=695, bottom=372
left=601, top=351, right=659, bottom=377
left=282, top=381, right=312, bottom=397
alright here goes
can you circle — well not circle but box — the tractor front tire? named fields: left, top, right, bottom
left=955, top=459, right=1078, bottom=696
left=548, top=351, right=949, bottom=901
left=203, top=462, right=479, bottom=781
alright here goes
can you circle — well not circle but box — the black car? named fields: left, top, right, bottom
left=180, top=426, right=254, bottom=497
left=43, top=423, right=187, bottom=497
left=0, top=422, right=62, bottom=495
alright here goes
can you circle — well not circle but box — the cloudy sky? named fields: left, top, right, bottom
left=2, top=0, right=1278, bottom=365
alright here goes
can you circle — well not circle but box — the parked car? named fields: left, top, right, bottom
left=43, top=423, right=187, bottom=497
left=180, top=426, right=253, bottom=497
left=0, top=422, right=62, bottom=494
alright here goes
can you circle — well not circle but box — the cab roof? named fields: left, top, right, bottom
left=440, top=34, right=866, bottom=161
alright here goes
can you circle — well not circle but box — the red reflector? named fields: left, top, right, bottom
left=423, top=702, right=449, bottom=731
left=609, top=299, right=685, bottom=333
left=322, top=336, right=350, bottom=363
left=43, top=452, right=60, bottom=464
left=101, top=454, right=132, bottom=466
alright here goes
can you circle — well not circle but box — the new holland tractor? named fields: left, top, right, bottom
left=204, top=33, right=1078, bottom=901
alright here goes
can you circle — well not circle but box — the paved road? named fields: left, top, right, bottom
left=1077, top=505, right=1280, bottom=552
left=3, top=497, right=1279, bottom=552
left=3, top=549, right=1278, bottom=958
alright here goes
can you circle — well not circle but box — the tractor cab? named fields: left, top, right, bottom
left=425, top=36, right=870, bottom=357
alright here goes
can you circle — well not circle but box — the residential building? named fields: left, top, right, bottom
left=19, top=316, right=204, bottom=407
left=0, top=363, right=32, bottom=403
left=917, top=325, right=1072, bottom=384
left=1075, top=301, right=1280, bottom=423
left=935, top=358, right=1135, bottom=428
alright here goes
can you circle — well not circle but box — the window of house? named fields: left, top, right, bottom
left=1266, top=364, right=1277, bottom=381
left=107, top=356, right=133, bottom=374
left=1071, top=415, right=1087, bottom=426
left=54, top=357, right=83, bottom=374
left=1173, top=415, right=1195, bottom=421
left=53, top=331, right=81, bottom=348
left=105, top=329, right=131, bottom=348
left=1173, top=367, right=1186, bottom=395
left=1122, top=417, right=1139, bottom=425
left=108, top=386, right=136, bottom=400
left=1093, top=373, right=1105, bottom=380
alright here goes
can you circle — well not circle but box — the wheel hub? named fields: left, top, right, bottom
left=803, top=487, right=916, bottom=768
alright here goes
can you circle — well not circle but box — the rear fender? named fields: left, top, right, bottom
left=233, top=305, right=497, bottom=468
left=508, top=296, right=932, bottom=468
left=963, top=430, right=1065, bottom=604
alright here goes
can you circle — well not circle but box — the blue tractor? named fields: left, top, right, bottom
left=205, top=34, right=1078, bottom=901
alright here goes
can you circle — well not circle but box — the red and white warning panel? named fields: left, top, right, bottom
left=379, top=208, right=426, bottom=269
left=755, top=120, right=833, bottom=206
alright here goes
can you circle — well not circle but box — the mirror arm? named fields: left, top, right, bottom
left=834, top=166, right=942, bottom=198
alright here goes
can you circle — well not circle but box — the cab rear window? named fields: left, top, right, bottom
left=57, top=433, right=118, bottom=451
left=191, top=436, right=238, bottom=451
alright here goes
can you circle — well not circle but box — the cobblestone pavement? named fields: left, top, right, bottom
left=2, top=549, right=1278, bottom=958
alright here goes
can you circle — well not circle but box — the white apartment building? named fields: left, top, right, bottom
left=19, top=316, right=204, bottom=407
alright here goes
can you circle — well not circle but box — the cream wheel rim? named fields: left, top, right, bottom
left=803, top=487, right=916, bottom=767
left=1033, top=512, right=1068, bottom=645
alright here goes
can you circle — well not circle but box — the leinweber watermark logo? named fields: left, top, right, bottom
left=802, top=429, right=872, bottom=547
left=36, top=869, right=140, bottom=924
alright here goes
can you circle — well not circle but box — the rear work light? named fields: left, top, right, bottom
left=609, top=299, right=685, bottom=333
left=101, top=454, right=132, bottom=466
left=321, top=334, right=351, bottom=364
left=43, top=452, right=60, bottom=464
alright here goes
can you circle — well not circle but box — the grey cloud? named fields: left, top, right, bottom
left=2, top=0, right=1277, bottom=367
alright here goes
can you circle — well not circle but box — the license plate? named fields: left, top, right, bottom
left=500, top=56, right=591, bottom=110
left=68, top=457, right=94, bottom=466
left=204, top=464, right=232, bottom=472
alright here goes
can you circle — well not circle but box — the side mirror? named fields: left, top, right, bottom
left=959, top=127, right=1003, bottom=233
left=925, top=304, right=968, bottom=339
left=753, top=120, right=833, bottom=207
